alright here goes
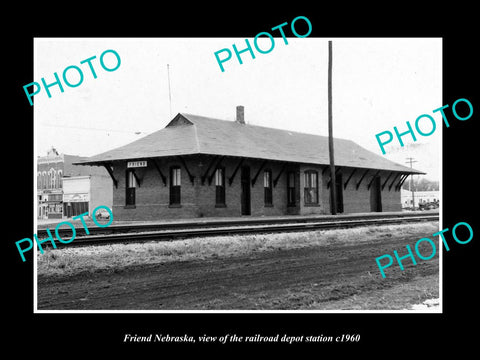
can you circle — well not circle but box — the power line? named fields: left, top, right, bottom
left=386, top=142, right=428, bottom=154
left=40, top=123, right=148, bottom=135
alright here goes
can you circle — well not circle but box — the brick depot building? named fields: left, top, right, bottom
left=76, top=107, right=423, bottom=220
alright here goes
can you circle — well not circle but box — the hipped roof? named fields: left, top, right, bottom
left=75, top=113, right=424, bottom=174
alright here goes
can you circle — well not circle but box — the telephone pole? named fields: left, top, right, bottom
left=328, top=40, right=336, bottom=215
left=405, top=157, right=418, bottom=210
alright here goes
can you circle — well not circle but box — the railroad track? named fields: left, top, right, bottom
left=39, top=212, right=439, bottom=248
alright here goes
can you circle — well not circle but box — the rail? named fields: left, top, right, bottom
left=39, top=213, right=439, bottom=248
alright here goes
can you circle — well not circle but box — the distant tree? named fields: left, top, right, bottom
left=402, top=176, right=439, bottom=191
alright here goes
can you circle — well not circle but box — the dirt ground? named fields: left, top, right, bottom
left=37, top=223, right=439, bottom=311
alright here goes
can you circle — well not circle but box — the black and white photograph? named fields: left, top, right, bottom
left=7, top=8, right=478, bottom=354
left=32, top=37, right=442, bottom=312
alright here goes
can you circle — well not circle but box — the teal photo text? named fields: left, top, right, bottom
left=214, top=16, right=312, bottom=72
left=15, top=205, right=113, bottom=262
left=375, top=221, right=473, bottom=278
left=375, top=98, right=473, bottom=155
left=23, top=49, right=121, bottom=106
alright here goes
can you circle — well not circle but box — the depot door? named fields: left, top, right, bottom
left=335, top=173, right=344, bottom=213
left=370, top=176, right=382, bottom=212
left=241, top=166, right=251, bottom=215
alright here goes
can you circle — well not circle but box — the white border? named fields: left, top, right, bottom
left=33, top=37, right=443, bottom=314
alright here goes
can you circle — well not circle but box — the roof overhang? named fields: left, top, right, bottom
left=73, top=153, right=426, bottom=175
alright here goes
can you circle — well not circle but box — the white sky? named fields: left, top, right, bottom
left=34, top=37, right=442, bottom=180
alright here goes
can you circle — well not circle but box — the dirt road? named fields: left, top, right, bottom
left=37, top=231, right=439, bottom=310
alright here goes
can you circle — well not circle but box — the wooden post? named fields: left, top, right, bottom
left=102, top=163, right=118, bottom=189
left=328, top=40, right=336, bottom=215
left=343, top=168, right=357, bottom=190
left=152, top=158, right=167, bottom=186
left=228, top=158, right=244, bottom=186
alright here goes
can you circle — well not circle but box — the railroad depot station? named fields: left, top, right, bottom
left=76, top=106, right=424, bottom=221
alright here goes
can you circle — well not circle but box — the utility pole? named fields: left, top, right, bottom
left=328, top=40, right=336, bottom=215
left=406, top=157, right=417, bottom=211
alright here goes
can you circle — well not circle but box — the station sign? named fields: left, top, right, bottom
left=127, top=160, right=147, bottom=168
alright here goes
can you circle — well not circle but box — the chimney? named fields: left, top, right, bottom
left=236, top=105, right=245, bottom=124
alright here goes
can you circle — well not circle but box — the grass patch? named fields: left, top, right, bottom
left=216, top=271, right=439, bottom=311
left=37, top=221, right=439, bottom=279
left=308, top=273, right=440, bottom=310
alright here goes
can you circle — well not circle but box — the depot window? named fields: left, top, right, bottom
left=215, top=167, right=226, bottom=206
left=264, top=169, right=273, bottom=206
left=304, top=170, right=318, bottom=205
left=170, top=167, right=181, bottom=205
left=126, top=169, right=136, bottom=206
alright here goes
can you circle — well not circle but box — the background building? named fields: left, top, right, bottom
left=37, top=147, right=113, bottom=219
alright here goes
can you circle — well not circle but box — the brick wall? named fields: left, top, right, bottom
left=342, top=168, right=370, bottom=213
left=90, top=175, right=114, bottom=216
left=110, top=156, right=403, bottom=221
left=330, top=168, right=402, bottom=214
left=380, top=175, right=402, bottom=212
left=197, top=157, right=239, bottom=218
left=112, top=157, right=199, bottom=221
